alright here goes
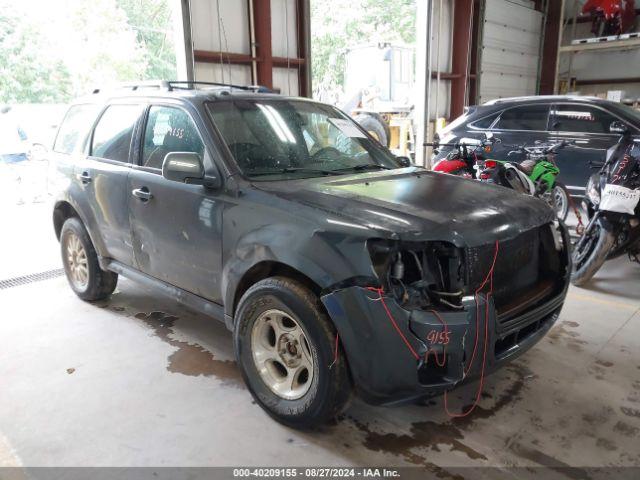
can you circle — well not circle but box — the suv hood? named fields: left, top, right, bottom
left=257, top=168, right=555, bottom=247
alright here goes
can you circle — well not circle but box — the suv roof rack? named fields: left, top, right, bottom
left=91, top=80, right=273, bottom=95
left=168, top=81, right=272, bottom=93
left=91, top=81, right=170, bottom=94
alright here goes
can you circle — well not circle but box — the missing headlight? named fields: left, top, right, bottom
left=367, top=239, right=465, bottom=310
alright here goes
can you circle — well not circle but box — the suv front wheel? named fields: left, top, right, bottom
left=60, top=217, right=118, bottom=301
left=234, top=277, right=351, bottom=428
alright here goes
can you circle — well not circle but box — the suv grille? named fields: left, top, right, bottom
left=466, top=224, right=562, bottom=331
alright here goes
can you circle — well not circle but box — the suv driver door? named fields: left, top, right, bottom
left=484, top=103, right=552, bottom=161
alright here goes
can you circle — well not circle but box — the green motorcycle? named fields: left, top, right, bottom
left=475, top=140, right=571, bottom=221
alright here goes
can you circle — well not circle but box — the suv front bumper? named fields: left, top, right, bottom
left=321, top=281, right=568, bottom=405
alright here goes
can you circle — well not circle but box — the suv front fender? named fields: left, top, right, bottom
left=221, top=224, right=376, bottom=321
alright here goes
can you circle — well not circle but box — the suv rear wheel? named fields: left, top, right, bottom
left=234, top=277, right=350, bottom=428
left=60, top=217, right=118, bottom=301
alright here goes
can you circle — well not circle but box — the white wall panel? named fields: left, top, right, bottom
left=194, top=63, right=252, bottom=85
left=478, top=0, right=543, bottom=103
left=431, top=0, right=453, bottom=73
left=191, top=0, right=251, bottom=54
left=427, top=80, right=451, bottom=119
left=271, top=0, right=298, bottom=58
left=273, top=67, right=299, bottom=96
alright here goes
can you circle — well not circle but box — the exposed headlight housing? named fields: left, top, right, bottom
left=366, top=239, right=465, bottom=309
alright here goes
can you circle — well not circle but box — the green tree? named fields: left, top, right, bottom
left=66, top=0, right=149, bottom=95
left=0, top=9, right=72, bottom=102
left=117, top=0, right=177, bottom=80
left=311, top=0, right=416, bottom=101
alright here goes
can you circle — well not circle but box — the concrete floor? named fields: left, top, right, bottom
left=1, top=202, right=640, bottom=474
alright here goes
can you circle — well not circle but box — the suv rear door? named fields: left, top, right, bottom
left=127, top=103, right=224, bottom=303
left=548, top=103, right=621, bottom=196
left=74, top=103, right=143, bottom=266
left=485, top=103, right=552, bottom=160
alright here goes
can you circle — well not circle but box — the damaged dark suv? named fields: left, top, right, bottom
left=52, top=81, right=570, bottom=428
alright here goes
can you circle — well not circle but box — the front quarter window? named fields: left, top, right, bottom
left=207, top=99, right=400, bottom=179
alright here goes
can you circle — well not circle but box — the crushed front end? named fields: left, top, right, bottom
left=320, top=221, right=571, bottom=405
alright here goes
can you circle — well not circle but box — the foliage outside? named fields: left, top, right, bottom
left=0, top=0, right=176, bottom=104
left=311, top=0, right=416, bottom=104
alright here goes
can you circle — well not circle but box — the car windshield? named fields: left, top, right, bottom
left=207, top=99, right=401, bottom=179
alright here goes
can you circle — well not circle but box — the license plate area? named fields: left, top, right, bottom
left=600, top=184, right=640, bottom=214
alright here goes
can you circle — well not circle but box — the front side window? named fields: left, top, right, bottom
left=550, top=104, right=617, bottom=134
left=494, top=105, right=550, bottom=131
left=53, top=104, right=101, bottom=154
left=207, top=99, right=400, bottom=180
left=91, top=104, right=142, bottom=162
left=141, top=106, right=205, bottom=169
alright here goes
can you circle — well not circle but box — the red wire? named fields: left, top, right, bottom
left=367, top=287, right=420, bottom=360
left=444, top=295, right=491, bottom=418
left=444, top=240, right=500, bottom=418
left=362, top=239, right=500, bottom=418
left=465, top=240, right=500, bottom=375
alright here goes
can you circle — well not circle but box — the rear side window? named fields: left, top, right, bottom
left=53, top=104, right=100, bottom=154
left=141, top=106, right=204, bottom=169
left=91, top=104, right=143, bottom=162
left=494, top=105, right=550, bottom=131
left=550, top=105, right=617, bottom=134
left=470, top=112, right=500, bottom=129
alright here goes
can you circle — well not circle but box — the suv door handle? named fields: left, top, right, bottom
left=132, top=187, right=153, bottom=202
left=77, top=171, right=92, bottom=184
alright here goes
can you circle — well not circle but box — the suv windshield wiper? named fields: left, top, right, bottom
left=336, top=163, right=391, bottom=172
left=248, top=167, right=342, bottom=177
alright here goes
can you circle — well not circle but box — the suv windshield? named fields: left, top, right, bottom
left=207, top=99, right=401, bottom=179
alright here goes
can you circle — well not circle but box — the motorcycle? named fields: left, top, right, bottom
left=582, top=0, right=637, bottom=37
left=571, top=124, right=640, bottom=286
left=474, top=141, right=572, bottom=221
left=429, top=134, right=499, bottom=178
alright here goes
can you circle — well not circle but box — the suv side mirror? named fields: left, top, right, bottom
left=162, top=152, right=219, bottom=188
left=397, top=156, right=412, bottom=167
left=609, top=120, right=629, bottom=134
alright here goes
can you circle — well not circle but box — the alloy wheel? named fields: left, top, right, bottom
left=250, top=309, right=314, bottom=400
left=65, top=232, right=89, bottom=290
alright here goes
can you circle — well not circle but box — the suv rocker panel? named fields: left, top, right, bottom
left=100, top=258, right=229, bottom=327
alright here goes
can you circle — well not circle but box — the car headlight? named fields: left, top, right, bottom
left=586, top=176, right=600, bottom=205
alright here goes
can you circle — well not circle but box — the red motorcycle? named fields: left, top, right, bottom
left=430, top=134, right=499, bottom=178
left=582, top=0, right=636, bottom=36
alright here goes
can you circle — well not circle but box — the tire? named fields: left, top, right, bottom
left=571, top=219, right=616, bottom=286
left=60, top=217, right=118, bottom=301
left=552, top=183, right=570, bottom=222
left=353, top=113, right=389, bottom=147
left=233, top=277, right=351, bottom=429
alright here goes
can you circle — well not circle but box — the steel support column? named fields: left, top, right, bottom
left=539, top=0, right=562, bottom=94
left=296, top=0, right=312, bottom=97
left=252, top=0, right=273, bottom=89
left=450, top=0, right=474, bottom=120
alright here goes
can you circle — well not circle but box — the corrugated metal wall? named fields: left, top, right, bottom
left=477, top=0, right=543, bottom=103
